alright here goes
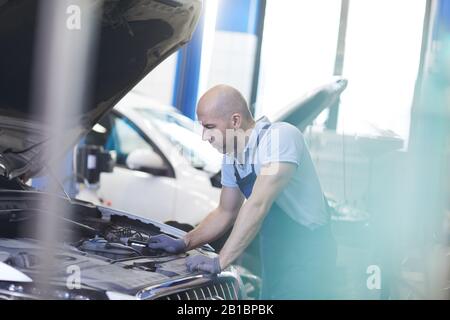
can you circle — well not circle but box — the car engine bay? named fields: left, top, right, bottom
left=0, top=190, right=221, bottom=299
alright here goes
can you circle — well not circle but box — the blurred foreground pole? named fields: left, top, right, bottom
left=372, top=0, right=449, bottom=300
left=30, top=0, right=101, bottom=298
left=405, top=0, right=450, bottom=299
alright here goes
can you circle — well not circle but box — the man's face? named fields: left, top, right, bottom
left=197, top=110, right=235, bottom=155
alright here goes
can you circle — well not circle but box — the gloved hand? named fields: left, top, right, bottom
left=147, top=234, right=186, bottom=254
left=186, top=255, right=221, bottom=274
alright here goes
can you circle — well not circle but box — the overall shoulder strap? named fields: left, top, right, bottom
left=252, top=123, right=271, bottom=165
left=234, top=123, right=272, bottom=180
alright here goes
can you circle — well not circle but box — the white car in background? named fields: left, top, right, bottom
left=77, top=92, right=223, bottom=227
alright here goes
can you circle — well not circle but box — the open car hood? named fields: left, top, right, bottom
left=269, top=77, right=348, bottom=131
left=0, top=0, right=201, bottom=180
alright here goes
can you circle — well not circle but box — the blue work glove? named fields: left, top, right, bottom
left=147, top=234, right=186, bottom=254
left=186, top=255, right=221, bottom=274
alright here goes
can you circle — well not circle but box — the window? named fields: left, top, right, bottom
left=111, top=115, right=154, bottom=157
left=256, top=0, right=342, bottom=118
left=136, top=108, right=222, bottom=172
left=337, top=0, right=426, bottom=141
left=85, top=114, right=159, bottom=167
left=256, top=0, right=426, bottom=143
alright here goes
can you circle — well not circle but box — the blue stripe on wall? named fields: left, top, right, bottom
left=216, top=0, right=260, bottom=34
left=172, top=5, right=205, bottom=119
left=434, top=0, right=450, bottom=39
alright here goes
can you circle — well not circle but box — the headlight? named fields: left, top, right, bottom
left=0, top=281, right=104, bottom=300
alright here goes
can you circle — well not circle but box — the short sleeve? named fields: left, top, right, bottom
left=256, top=123, right=303, bottom=167
left=220, top=157, right=238, bottom=188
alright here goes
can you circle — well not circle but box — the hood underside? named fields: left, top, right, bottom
left=0, top=0, right=201, bottom=180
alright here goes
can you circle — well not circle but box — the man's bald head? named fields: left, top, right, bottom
left=197, top=84, right=253, bottom=123
left=196, top=85, right=255, bottom=154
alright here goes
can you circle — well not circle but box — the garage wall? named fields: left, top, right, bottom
left=198, top=0, right=261, bottom=106
left=206, top=31, right=257, bottom=104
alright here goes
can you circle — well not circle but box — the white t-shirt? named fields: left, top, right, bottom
left=221, top=116, right=328, bottom=229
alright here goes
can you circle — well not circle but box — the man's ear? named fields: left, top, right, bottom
left=231, top=113, right=241, bottom=129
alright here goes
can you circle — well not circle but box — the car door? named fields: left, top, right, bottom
left=90, top=112, right=177, bottom=222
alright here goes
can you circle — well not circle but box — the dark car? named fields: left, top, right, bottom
left=0, top=0, right=244, bottom=300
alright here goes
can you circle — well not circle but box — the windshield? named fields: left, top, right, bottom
left=135, top=108, right=222, bottom=173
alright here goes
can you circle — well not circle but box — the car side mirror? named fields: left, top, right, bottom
left=126, top=149, right=168, bottom=176
left=76, top=145, right=115, bottom=185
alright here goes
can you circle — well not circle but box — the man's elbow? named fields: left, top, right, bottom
left=219, top=207, right=239, bottom=225
left=246, top=198, right=273, bottom=218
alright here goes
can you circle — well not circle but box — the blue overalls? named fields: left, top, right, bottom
left=234, top=124, right=337, bottom=299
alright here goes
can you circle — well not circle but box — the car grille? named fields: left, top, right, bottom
left=157, top=278, right=239, bottom=300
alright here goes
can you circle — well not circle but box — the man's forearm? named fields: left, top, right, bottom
left=184, top=207, right=235, bottom=251
left=218, top=163, right=296, bottom=269
left=218, top=200, right=270, bottom=269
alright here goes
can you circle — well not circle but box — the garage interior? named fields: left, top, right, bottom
left=0, top=0, right=448, bottom=300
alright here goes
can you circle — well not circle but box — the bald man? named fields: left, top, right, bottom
left=148, top=85, right=337, bottom=299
